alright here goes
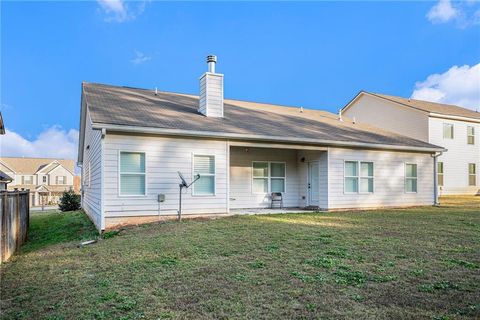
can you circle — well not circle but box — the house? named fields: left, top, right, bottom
left=78, top=55, right=444, bottom=231
left=0, top=157, right=76, bottom=206
left=0, top=170, right=13, bottom=190
left=341, top=91, right=480, bottom=195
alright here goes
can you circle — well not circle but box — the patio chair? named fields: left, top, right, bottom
left=271, top=192, right=283, bottom=209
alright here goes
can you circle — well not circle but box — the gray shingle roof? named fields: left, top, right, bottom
left=82, top=82, right=443, bottom=152
left=370, top=92, right=480, bottom=120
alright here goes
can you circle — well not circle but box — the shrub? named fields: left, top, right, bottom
left=58, top=189, right=81, bottom=212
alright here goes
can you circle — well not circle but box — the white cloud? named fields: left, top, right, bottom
left=411, top=63, right=480, bottom=111
left=427, top=0, right=458, bottom=23
left=96, top=0, right=148, bottom=23
left=426, top=0, right=480, bottom=27
left=0, top=126, right=79, bottom=161
left=131, top=50, right=151, bottom=65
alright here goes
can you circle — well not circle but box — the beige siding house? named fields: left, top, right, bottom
left=0, top=157, right=76, bottom=206
left=78, top=56, right=444, bottom=231
left=342, top=91, right=480, bottom=195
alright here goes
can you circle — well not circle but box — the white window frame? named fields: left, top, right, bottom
left=344, top=160, right=374, bottom=194
left=467, top=126, right=475, bottom=145
left=192, top=154, right=216, bottom=196
left=23, top=175, right=34, bottom=185
left=437, top=162, right=444, bottom=187
left=443, top=123, right=454, bottom=139
left=468, top=163, right=477, bottom=186
left=118, top=151, right=147, bottom=197
left=42, top=176, right=47, bottom=184
left=56, top=176, right=66, bottom=185
left=251, top=161, right=286, bottom=194
left=405, top=163, right=418, bottom=193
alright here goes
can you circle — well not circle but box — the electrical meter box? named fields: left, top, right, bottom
left=158, top=194, right=165, bottom=203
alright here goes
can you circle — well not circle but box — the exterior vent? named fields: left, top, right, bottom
left=199, top=55, right=224, bottom=117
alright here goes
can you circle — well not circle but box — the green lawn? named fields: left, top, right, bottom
left=1, top=197, right=479, bottom=319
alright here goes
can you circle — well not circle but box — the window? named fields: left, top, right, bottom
left=443, top=123, right=454, bottom=139
left=42, top=176, right=47, bottom=183
left=119, top=152, right=146, bottom=196
left=270, top=163, right=286, bottom=192
left=360, top=162, right=374, bottom=193
left=469, top=163, right=476, bottom=186
left=467, top=126, right=475, bottom=145
left=405, top=163, right=418, bottom=193
left=344, top=161, right=374, bottom=193
left=22, top=175, right=33, bottom=184
left=437, top=162, right=444, bottom=187
left=193, top=155, right=215, bottom=195
left=252, top=162, right=286, bottom=193
left=56, top=176, right=66, bottom=185
left=344, top=161, right=358, bottom=193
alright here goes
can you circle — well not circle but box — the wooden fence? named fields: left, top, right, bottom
left=0, top=190, right=30, bottom=263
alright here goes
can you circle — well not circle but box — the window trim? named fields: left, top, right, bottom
left=42, top=175, right=47, bottom=184
left=56, top=176, right=66, bottom=185
left=443, top=123, right=454, bottom=139
left=437, top=162, right=444, bottom=187
left=251, top=161, right=287, bottom=194
left=468, top=163, right=477, bottom=186
left=192, top=154, right=216, bottom=197
left=343, top=160, right=375, bottom=194
left=23, top=175, right=34, bottom=185
left=118, top=151, right=147, bottom=197
left=405, top=163, right=418, bottom=194
left=467, top=126, right=475, bottom=145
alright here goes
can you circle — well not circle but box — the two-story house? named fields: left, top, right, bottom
left=342, top=91, right=480, bottom=195
left=0, top=157, right=76, bottom=206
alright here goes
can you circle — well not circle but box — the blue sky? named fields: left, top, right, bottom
left=1, top=1, right=479, bottom=160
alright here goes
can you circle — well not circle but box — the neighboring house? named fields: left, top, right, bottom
left=0, top=157, right=76, bottom=206
left=0, top=170, right=13, bottom=190
left=341, top=91, right=480, bottom=195
left=78, top=55, right=444, bottom=231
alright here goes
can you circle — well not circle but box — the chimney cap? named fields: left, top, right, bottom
left=207, top=55, right=217, bottom=63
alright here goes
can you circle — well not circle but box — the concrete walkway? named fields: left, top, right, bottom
left=230, top=207, right=320, bottom=215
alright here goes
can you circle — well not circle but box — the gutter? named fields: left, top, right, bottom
left=92, top=123, right=446, bottom=153
left=431, top=150, right=445, bottom=206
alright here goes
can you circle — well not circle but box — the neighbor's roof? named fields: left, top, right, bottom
left=0, top=157, right=75, bottom=174
left=344, top=91, right=480, bottom=120
left=80, top=82, right=444, bottom=153
left=0, top=170, right=13, bottom=182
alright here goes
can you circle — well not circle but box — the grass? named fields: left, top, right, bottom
left=1, top=196, right=479, bottom=319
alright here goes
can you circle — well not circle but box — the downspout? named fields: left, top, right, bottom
left=432, top=150, right=445, bottom=206
left=100, top=128, right=106, bottom=231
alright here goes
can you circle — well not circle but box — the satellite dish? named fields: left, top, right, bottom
left=176, top=172, right=201, bottom=221
left=178, top=171, right=188, bottom=187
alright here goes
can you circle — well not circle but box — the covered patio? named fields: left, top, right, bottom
left=228, top=142, right=328, bottom=211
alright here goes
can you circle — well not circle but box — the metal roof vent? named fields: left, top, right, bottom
left=207, top=55, right=217, bottom=73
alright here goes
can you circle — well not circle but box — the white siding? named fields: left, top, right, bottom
left=229, top=147, right=302, bottom=208
left=343, top=94, right=430, bottom=141
left=81, top=110, right=103, bottom=229
left=103, top=134, right=228, bottom=217
left=48, top=166, right=74, bottom=186
left=198, top=73, right=224, bottom=117
left=429, top=117, right=480, bottom=195
left=328, top=148, right=434, bottom=208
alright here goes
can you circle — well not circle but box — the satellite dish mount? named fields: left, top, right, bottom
left=177, top=171, right=200, bottom=221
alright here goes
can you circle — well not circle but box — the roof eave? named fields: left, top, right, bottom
left=428, top=112, right=480, bottom=123
left=93, top=123, right=445, bottom=153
